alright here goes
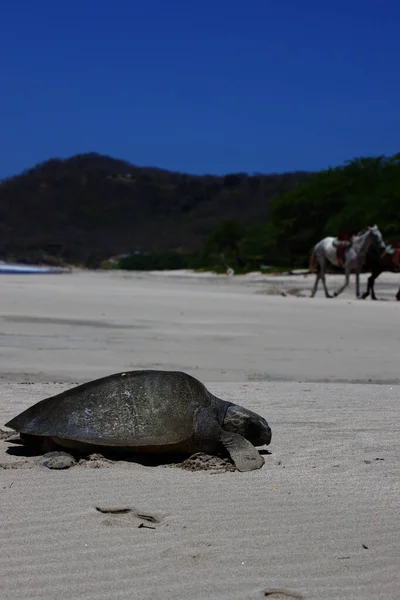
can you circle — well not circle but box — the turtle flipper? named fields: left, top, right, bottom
left=41, top=451, right=77, bottom=469
left=220, top=431, right=264, bottom=472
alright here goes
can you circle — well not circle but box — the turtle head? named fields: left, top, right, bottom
left=223, top=404, right=271, bottom=447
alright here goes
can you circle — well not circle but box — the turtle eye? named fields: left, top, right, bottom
left=227, top=413, right=244, bottom=429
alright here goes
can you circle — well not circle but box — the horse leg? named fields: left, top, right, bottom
left=333, top=264, right=350, bottom=297
left=310, top=272, right=320, bottom=297
left=321, top=274, right=332, bottom=298
left=370, top=274, right=378, bottom=300
left=319, top=258, right=332, bottom=298
left=367, top=268, right=381, bottom=300
left=310, top=254, right=322, bottom=297
left=361, top=274, right=372, bottom=299
left=355, top=270, right=360, bottom=298
left=396, top=286, right=400, bottom=301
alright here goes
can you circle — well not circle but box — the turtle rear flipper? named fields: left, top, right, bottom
left=220, top=431, right=264, bottom=472
left=3, top=432, right=23, bottom=444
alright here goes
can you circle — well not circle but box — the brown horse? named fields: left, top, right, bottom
left=361, top=242, right=400, bottom=301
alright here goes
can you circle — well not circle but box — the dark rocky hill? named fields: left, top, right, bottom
left=0, top=153, right=311, bottom=265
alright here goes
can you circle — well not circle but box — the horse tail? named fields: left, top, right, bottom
left=309, top=249, right=317, bottom=273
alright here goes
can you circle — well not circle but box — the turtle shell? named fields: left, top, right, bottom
left=5, top=370, right=212, bottom=448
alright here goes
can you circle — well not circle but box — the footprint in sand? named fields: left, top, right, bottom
left=173, top=452, right=237, bottom=473
left=95, top=506, right=166, bottom=529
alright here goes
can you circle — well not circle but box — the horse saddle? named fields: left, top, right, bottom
left=332, top=233, right=352, bottom=267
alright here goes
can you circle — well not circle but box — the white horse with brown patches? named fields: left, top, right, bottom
left=310, top=225, right=386, bottom=298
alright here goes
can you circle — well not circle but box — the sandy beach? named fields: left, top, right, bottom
left=1, top=269, right=399, bottom=599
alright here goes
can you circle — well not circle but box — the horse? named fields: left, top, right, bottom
left=361, top=242, right=400, bottom=301
left=309, top=225, right=386, bottom=298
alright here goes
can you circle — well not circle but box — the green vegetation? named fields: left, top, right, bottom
left=1, top=152, right=399, bottom=271
left=266, top=154, right=400, bottom=267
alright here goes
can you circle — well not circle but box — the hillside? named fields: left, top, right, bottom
left=0, top=153, right=311, bottom=265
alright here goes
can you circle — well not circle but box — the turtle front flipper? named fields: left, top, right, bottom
left=41, top=451, right=77, bottom=469
left=220, top=431, right=264, bottom=472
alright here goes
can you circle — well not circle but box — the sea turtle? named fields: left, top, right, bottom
left=4, top=370, right=271, bottom=471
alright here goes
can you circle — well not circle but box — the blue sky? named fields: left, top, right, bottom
left=1, top=0, right=399, bottom=178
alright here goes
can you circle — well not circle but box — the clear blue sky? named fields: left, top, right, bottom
left=1, top=0, right=399, bottom=178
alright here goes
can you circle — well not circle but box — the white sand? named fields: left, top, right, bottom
left=1, top=270, right=399, bottom=599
